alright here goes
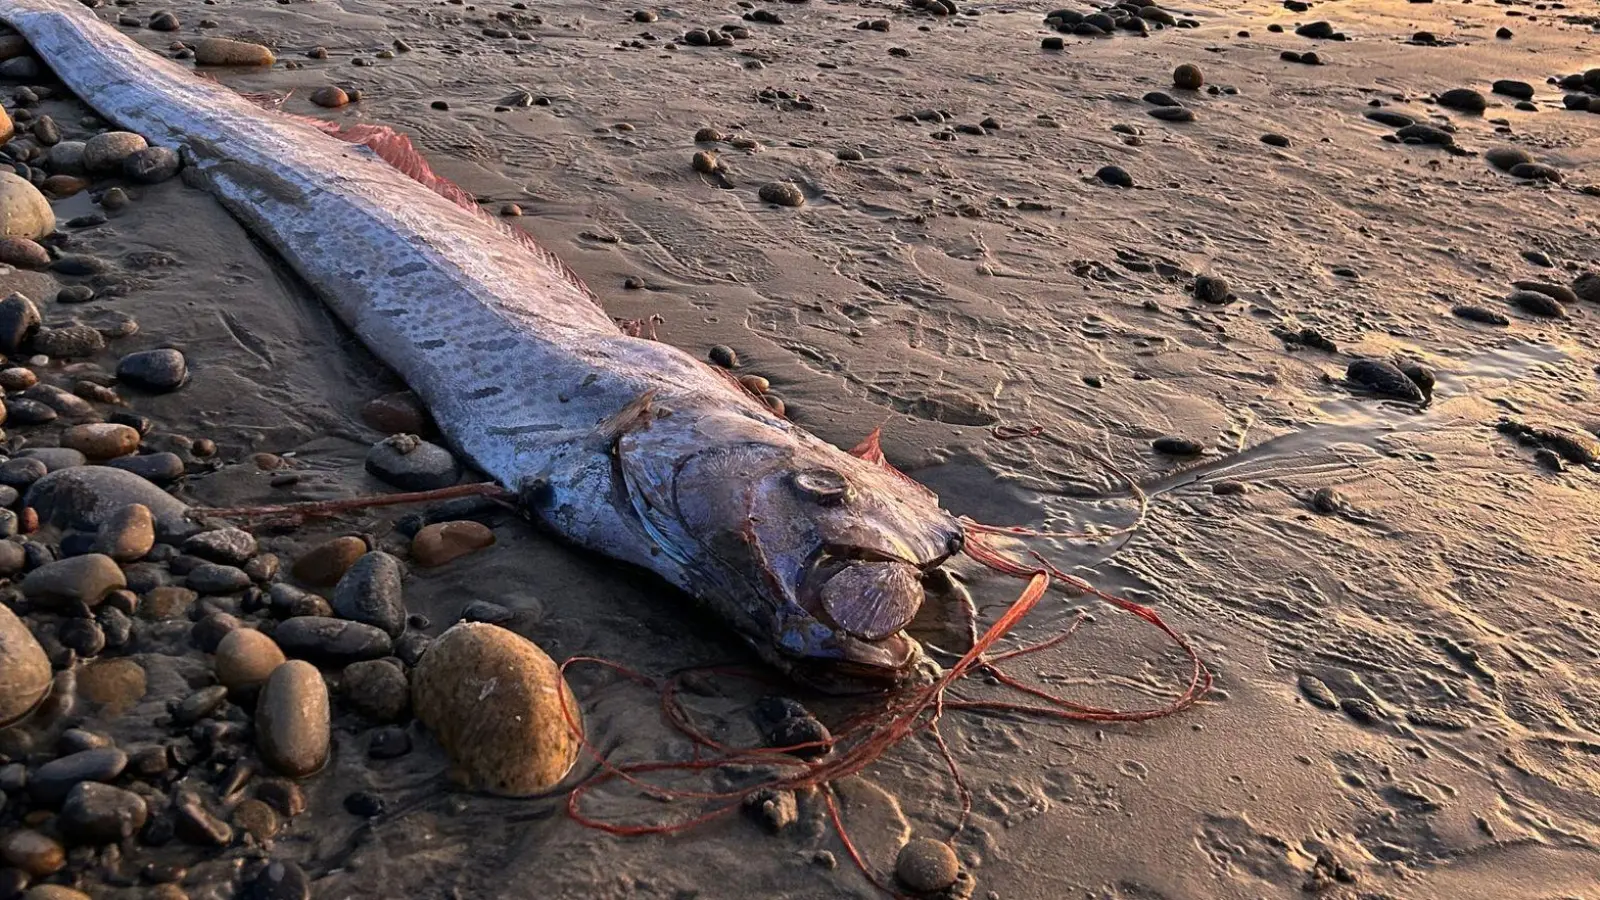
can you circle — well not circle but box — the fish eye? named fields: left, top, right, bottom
left=793, top=468, right=852, bottom=506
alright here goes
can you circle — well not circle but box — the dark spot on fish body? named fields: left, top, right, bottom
left=416, top=339, right=446, bottom=349
left=388, top=261, right=428, bottom=277
left=467, top=386, right=503, bottom=399
left=468, top=337, right=517, bottom=352
left=376, top=308, right=406, bottom=318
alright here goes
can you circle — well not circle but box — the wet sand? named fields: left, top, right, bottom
left=3, top=0, right=1600, bottom=897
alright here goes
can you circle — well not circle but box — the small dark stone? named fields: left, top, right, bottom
left=1148, top=106, right=1195, bottom=122
left=1261, top=133, right=1290, bottom=147
left=1509, top=162, right=1561, bottom=182
left=1491, top=79, right=1534, bottom=101
left=365, top=435, right=460, bottom=491
left=58, top=781, right=147, bottom=843
left=1365, top=110, right=1414, bottom=128
left=1095, top=165, right=1133, bottom=188
left=1346, top=358, right=1426, bottom=402
left=186, top=563, right=253, bottom=595
left=190, top=612, right=241, bottom=653
left=765, top=715, right=831, bottom=759
left=1310, top=486, right=1343, bottom=514
left=1507, top=289, right=1565, bottom=318
left=272, top=617, right=393, bottom=663
left=1294, top=21, right=1334, bottom=39
left=1193, top=274, right=1231, bottom=304
left=30, top=747, right=129, bottom=804
left=1485, top=146, right=1534, bottom=172
left=343, top=790, right=385, bottom=817
left=116, top=349, right=188, bottom=392
left=245, top=860, right=311, bottom=900
left=1437, top=88, right=1486, bottom=113
left=1152, top=436, right=1204, bottom=456
left=171, top=685, right=229, bottom=725
left=173, top=790, right=233, bottom=846
left=331, top=551, right=406, bottom=637
left=58, top=616, right=106, bottom=658
left=1452, top=305, right=1509, bottom=326
left=1396, top=123, right=1454, bottom=146
left=708, top=345, right=738, bottom=368
left=460, top=599, right=514, bottom=624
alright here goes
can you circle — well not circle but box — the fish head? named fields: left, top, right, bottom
left=616, top=410, right=963, bottom=693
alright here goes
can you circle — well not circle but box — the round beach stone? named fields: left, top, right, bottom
left=194, top=37, right=275, bottom=66
left=116, top=348, right=188, bottom=391
left=46, top=140, right=86, bottom=175
left=0, top=292, right=40, bottom=353
left=0, top=236, right=49, bottom=269
left=91, top=503, right=154, bottom=562
left=331, top=551, right=406, bottom=637
left=342, top=658, right=410, bottom=722
left=26, top=466, right=193, bottom=540
left=255, top=660, right=330, bottom=777
left=0, top=603, right=51, bottom=727
left=896, top=838, right=960, bottom=892
left=0, top=171, right=53, bottom=240
left=291, top=536, right=367, bottom=586
left=58, top=781, right=148, bottom=843
left=310, top=86, right=349, bottom=108
left=272, top=616, right=392, bottom=663
left=61, top=424, right=140, bottom=460
left=0, top=830, right=65, bottom=877
left=216, top=628, right=287, bottom=692
left=364, top=434, right=460, bottom=491
left=184, top=528, right=257, bottom=565
left=19, top=448, right=88, bottom=472
left=411, top=520, right=496, bottom=567
left=82, top=132, right=147, bottom=175
left=76, top=658, right=146, bottom=711
left=29, top=748, right=128, bottom=804
left=757, top=181, right=804, bottom=207
left=21, top=554, right=126, bottom=607
left=186, top=562, right=252, bottom=594
left=412, top=622, right=582, bottom=795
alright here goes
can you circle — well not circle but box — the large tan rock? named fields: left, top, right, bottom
left=0, top=602, right=51, bottom=727
left=0, top=171, right=53, bottom=240
left=194, top=37, right=274, bottom=66
left=255, top=661, right=330, bottom=777
left=412, top=623, right=581, bottom=795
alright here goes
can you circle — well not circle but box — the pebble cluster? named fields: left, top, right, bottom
left=0, top=33, right=590, bottom=900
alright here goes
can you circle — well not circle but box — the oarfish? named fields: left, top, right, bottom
left=0, top=0, right=965, bottom=690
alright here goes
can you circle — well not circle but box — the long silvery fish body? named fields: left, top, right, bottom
left=0, top=0, right=965, bottom=690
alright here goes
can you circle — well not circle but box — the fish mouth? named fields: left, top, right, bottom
left=775, top=538, right=961, bottom=688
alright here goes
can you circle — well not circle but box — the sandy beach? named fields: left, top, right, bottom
left=0, top=0, right=1598, bottom=898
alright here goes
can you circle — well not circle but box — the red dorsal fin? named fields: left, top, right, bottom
left=848, top=427, right=887, bottom=464
left=848, top=426, right=937, bottom=501
left=226, top=79, right=603, bottom=306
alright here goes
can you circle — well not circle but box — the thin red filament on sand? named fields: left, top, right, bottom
left=558, top=426, right=1210, bottom=896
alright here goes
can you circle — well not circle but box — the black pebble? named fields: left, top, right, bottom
left=1193, top=274, right=1231, bottom=304
left=1451, top=305, right=1509, bottom=326
left=1152, top=436, right=1204, bottom=456
left=1095, top=165, right=1133, bottom=187
left=344, top=790, right=386, bottom=817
